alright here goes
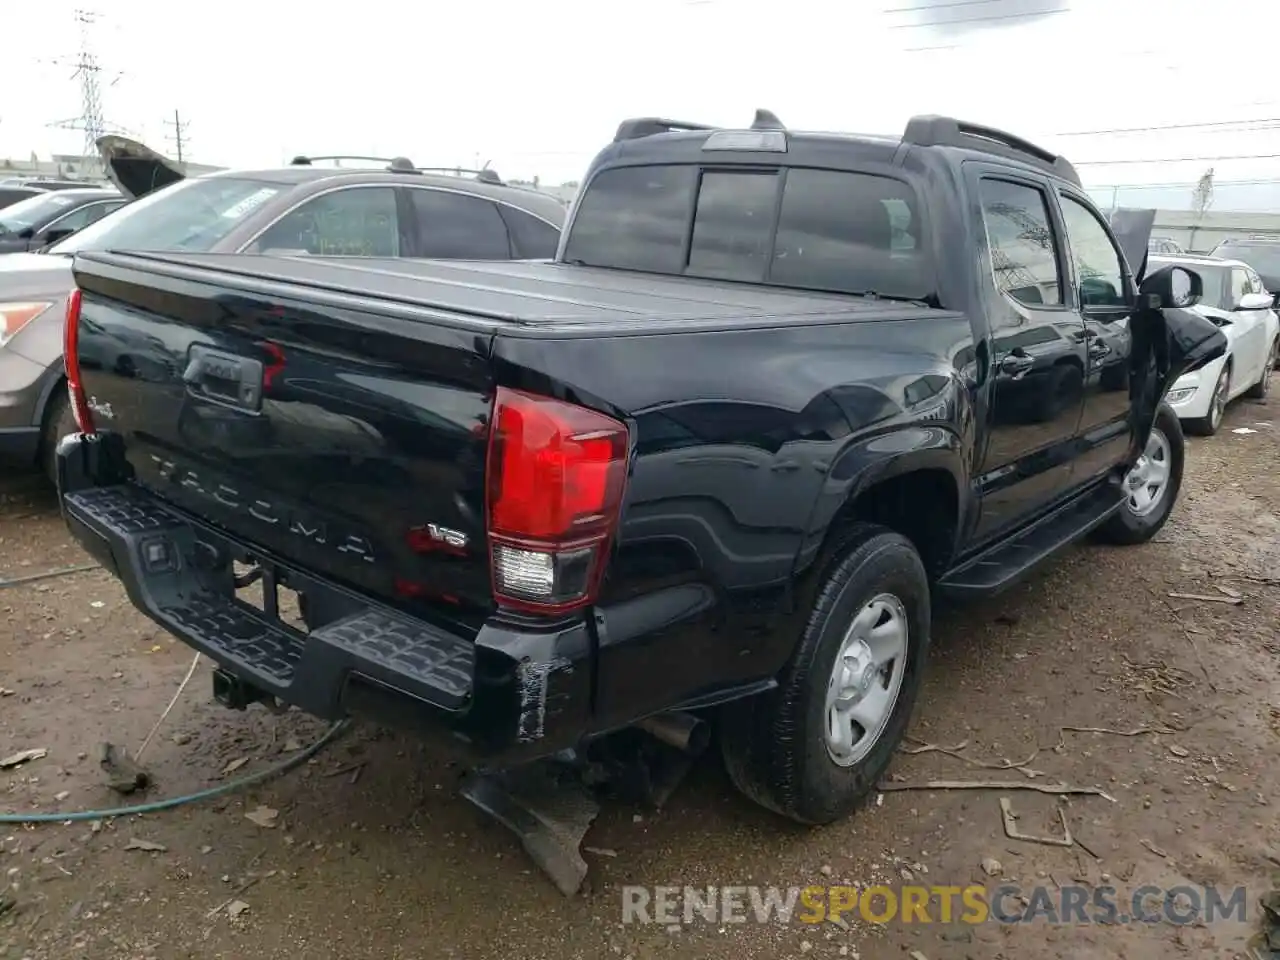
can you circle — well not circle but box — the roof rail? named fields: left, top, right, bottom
left=902, top=115, right=1081, bottom=187
left=414, top=166, right=504, bottom=185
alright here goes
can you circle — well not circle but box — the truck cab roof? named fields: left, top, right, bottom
left=589, top=110, right=1081, bottom=191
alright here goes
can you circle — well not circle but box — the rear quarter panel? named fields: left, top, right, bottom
left=494, top=314, right=976, bottom=729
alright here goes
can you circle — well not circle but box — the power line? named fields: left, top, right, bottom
left=1075, top=153, right=1280, bottom=167
left=888, top=6, right=1068, bottom=27
left=1056, top=117, right=1280, bottom=137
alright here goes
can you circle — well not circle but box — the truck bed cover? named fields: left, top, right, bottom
left=74, top=250, right=943, bottom=336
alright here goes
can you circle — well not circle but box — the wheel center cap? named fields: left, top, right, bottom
left=857, top=662, right=878, bottom=694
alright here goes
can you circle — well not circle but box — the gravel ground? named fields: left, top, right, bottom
left=2, top=392, right=1278, bottom=960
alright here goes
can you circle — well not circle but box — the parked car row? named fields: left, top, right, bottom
left=0, top=136, right=567, bottom=480
left=0, top=188, right=125, bottom=254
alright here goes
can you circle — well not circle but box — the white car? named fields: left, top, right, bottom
left=1153, top=254, right=1279, bottom=435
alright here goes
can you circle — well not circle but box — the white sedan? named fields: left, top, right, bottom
left=1153, top=254, right=1280, bottom=435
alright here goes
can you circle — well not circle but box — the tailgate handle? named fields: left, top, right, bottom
left=183, top=345, right=264, bottom=412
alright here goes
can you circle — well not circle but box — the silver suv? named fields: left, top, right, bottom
left=0, top=137, right=566, bottom=480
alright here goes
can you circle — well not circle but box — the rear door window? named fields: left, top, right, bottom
left=407, top=188, right=512, bottom=259
left=977, top=179, right=1063, bottom=307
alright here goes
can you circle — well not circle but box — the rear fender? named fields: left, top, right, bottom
left=790, top=426, right=968, bottom=587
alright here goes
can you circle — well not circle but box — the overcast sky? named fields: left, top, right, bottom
left=5, top=0, right=1278, bottom=195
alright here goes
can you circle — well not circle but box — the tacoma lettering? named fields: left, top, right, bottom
left=146, top=454, right=374, bottom=563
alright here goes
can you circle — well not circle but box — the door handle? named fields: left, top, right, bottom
left=1000, top=353, right=1035, bottom=376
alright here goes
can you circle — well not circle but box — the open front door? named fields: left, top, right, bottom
left=95, top=135, right=186, bottom=199
left=1105, top=206, right=1228, bottom=453
left=1129, top=290, right=1228, bottom=453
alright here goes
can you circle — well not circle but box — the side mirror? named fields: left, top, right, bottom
left=1233, top=292, right=1273, bottom=312
left=1138, top=265, right=1201, bottom=309
left=41, top=227, right=76, bottom=245
left=16, top=226, right=35, bottom=240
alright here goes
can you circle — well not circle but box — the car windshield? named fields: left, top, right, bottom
left=48, top=176, right=284, bottom=255
left=0, top=192, right=93, bottom=234
left=1151, top=258, right=1229, bottom=309
left=1211, top=242, right=1280, bottom=279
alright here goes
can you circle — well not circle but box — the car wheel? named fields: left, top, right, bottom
left=1184, top=363, right=1229, bottom=436
left=1094, top=403, right=1184, bottom=546
left=1244, top=338, right=1277, bottom=399
left=40, top=385, right=77, bottom=485
left=719, top=523, right=929, bottom=824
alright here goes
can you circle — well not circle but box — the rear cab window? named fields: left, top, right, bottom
left=562, top=163, right=932, bottom=301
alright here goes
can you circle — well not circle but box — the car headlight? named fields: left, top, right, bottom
left=1165, top=386, right=1196, bottom=404
left=0, top=301, right=55, bottom=348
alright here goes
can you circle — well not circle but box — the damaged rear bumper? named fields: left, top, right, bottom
left=55, top=432, right=593, bottom=766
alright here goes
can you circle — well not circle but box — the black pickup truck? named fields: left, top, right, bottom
left=55, top=110, right=1226, bottom=825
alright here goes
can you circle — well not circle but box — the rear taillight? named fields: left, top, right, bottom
left=485, top=387, right=629, bottom=614
left=62, top=288, right=96, bottom=435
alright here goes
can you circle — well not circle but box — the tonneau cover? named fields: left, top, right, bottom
left=90, top=251, right=940, bottom=329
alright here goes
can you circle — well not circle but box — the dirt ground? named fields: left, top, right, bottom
left=2, top=394, right=1278, bottom=960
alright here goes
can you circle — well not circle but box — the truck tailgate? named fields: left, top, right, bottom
left=70, top=252, right=501, bottom=617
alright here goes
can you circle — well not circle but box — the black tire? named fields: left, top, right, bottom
left=1184, top=363, right=1229, bottom=436
left=39, top=385, right=76, bottom=485
left=1244, top=337, right=1277, bottom=400
left=1094, top=403, right=1184, bottom=546
left=719, top=524, right=930, bottom=825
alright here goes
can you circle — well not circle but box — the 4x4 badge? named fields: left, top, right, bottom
left=87, top=396, right=115, bottom=420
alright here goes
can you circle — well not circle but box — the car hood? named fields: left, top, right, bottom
left=96, top=135, right=185, bottom=199
left=0, top=252, right=74, bottom=299
left=1191, top=302, right=1241, bottom=336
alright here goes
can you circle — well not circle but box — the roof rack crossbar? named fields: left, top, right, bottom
left=902, top=114, right=1081, bottom=187
left=289, top=154, right=403, bottom=167
left=414, top=166, right=504, bottom=185
left=614, top=117, right=716, bottom=142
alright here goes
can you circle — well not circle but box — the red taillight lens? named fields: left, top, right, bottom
left=486, top=387, right=629, bottom=613
left=62, top=288, right=96, bottom=435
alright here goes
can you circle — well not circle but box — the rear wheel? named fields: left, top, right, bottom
left=1094, top=403, right=1184, bottom=546
left=719, top=524, right=929, bottom=824
left=1185, top=363, right=1229, bottom=436
left=40, top=386, right=76, bottom=485
left=1244, top=338, right=1277, bottom=399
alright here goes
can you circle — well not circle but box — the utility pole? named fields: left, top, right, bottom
left=164, top=109, right=191, bottom=164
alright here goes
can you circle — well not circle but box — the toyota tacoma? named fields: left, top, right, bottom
left=56, top=110, right=1226, bottom=825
